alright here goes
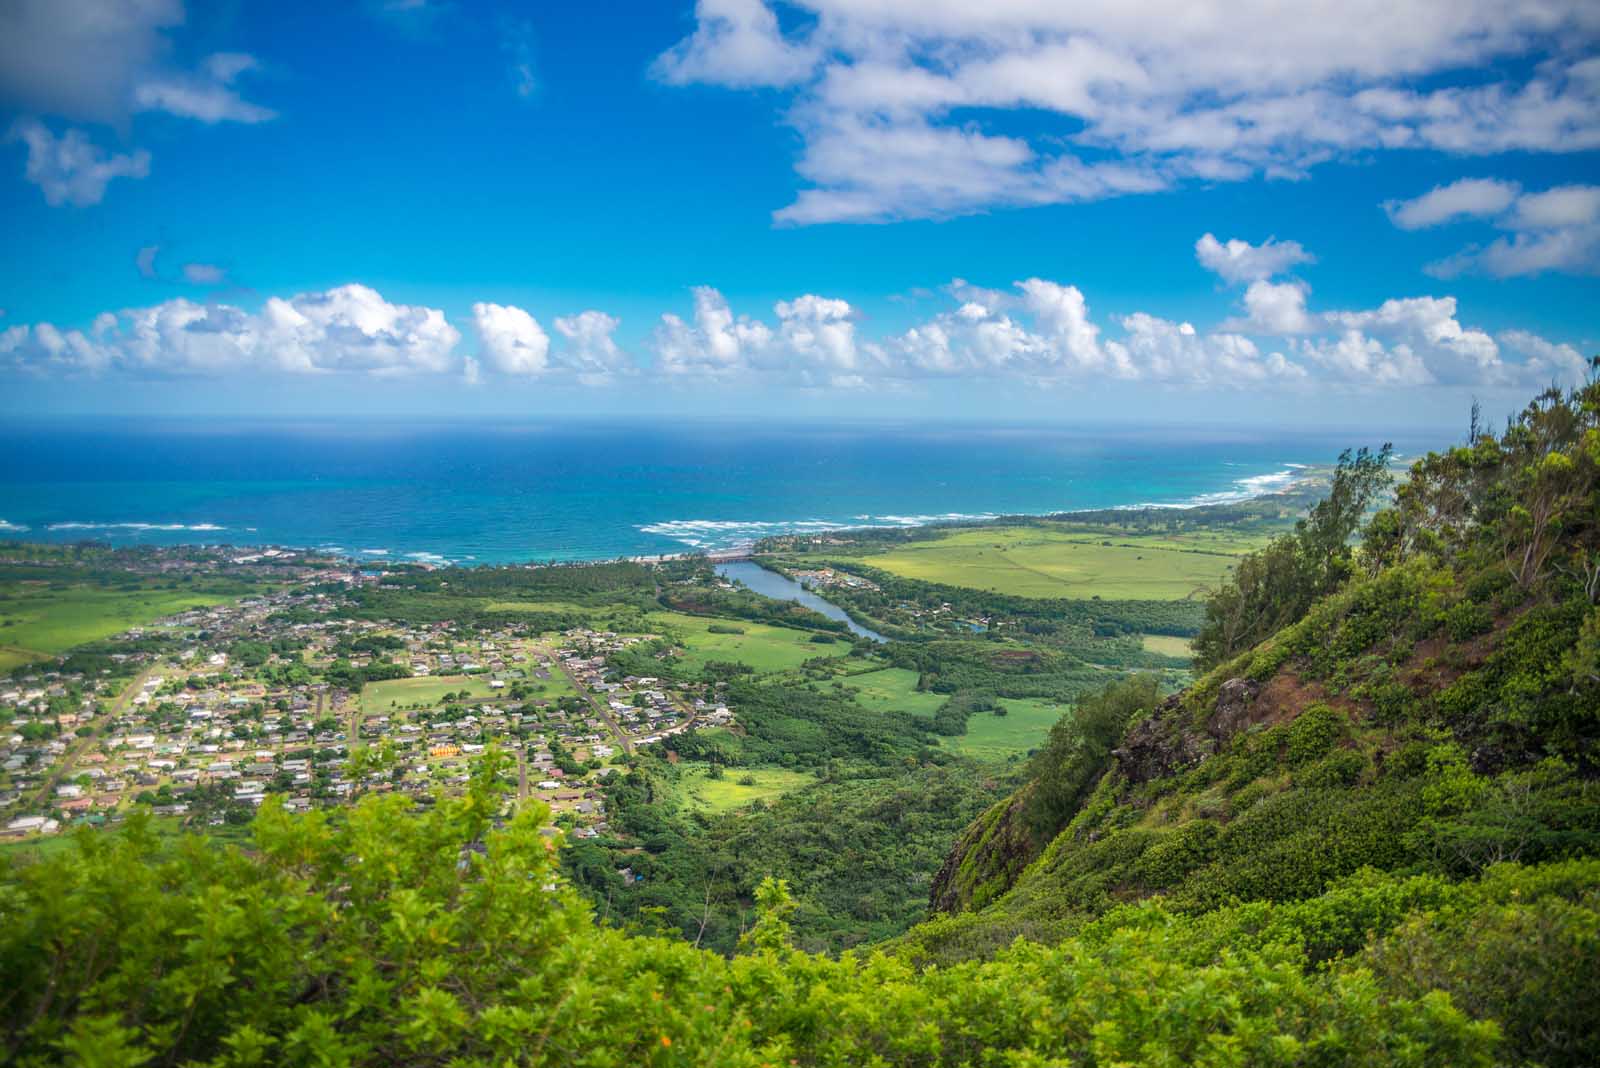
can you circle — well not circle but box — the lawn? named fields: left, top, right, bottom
left=946, top=697, right=1067, bottom=762
left=676, top=763, right=817, bottom=815
left=361, top=675, right=499, bottom=714
left=841, top=667, right=946, bottom=719
left=648, top=612, right=853, bottom=674
left=850, top=525, right=1258, bottom=600
left=0, top=583, right=244, bottom=665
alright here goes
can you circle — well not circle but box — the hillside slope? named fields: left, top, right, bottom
left=914, top=383, right=1600, bottom=969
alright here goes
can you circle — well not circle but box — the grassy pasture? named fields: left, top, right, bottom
left=946, top=697, right=1066, bottom=762
left=648, top=612, right=852, bottom=674
left=675, top=763, right=816, bottom=815
left=1141, top=634, right=1194, bottom=658
left=482, top=600, right=596, bottom=616
left=847, top=526, right=1259, bottom=600
left=361, top=675, right=499, bottom=714
left=841, top=667, right=945, bottom=719
left=0, top=816, right=252, bottom=861
left=0, top=582, right=243, bottom=666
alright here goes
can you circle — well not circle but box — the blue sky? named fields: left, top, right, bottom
left=1, top=0, right=1596, bottom=427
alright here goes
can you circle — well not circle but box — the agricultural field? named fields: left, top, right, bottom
left=840, top=667, right=946, bottom=719
left=647, top=611, right=853, bottom=674
left=360, top=674, right=500, bottom=714
left=0, top=580, right=247, bottom=667
left=675, top=763, right=817, bottom=815
left=945, top=697, right=1067, bottom=762
left=837, top=525, right=1260, bottom=600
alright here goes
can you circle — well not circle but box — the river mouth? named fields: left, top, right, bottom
left=714, top=561, right=887, bottom=643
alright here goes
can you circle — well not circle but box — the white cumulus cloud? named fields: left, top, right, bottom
left=1384, top=177, right=1520, bottom=229
left=1195, top=234, right=1315, bottom=284
left=472, top=302, right=550, bottom=376
left=9, top=118, right=149, bottom=206
left=654, top=0, right=1600, bottom=224
left=1387, top=179, right=1600, bottom=277
left=2, top=284, right=461, bottom=376
left=134, top=52, right=276, bottom=124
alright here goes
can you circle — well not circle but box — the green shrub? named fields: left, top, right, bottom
left=1297, top=748, right=1368, bottom=789
left=1287, top=703, right=1346, bottom=766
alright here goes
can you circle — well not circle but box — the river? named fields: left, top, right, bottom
left=714, top=561, right=887, bottom=643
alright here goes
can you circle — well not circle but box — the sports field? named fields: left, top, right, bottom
left=844, top=526, right=1259, bottom=600
left=361, top=675, right=499, bottom=714
left=648, top=612, right=852, bottom=674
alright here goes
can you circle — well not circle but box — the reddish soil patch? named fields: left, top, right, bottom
left=1253, top=666, right=1361, bottom=724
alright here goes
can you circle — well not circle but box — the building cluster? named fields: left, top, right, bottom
left=790, top=566, right=880, bottom=592
left=3, top=577, right=743, bottom=843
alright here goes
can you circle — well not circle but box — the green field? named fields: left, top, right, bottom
left=841, top=668, right=946, bottom=719
left=0, top=582, right=244, bottom=666
left=0, top=815, right=252, bottom=862
left=483, top=600, right=597, bottom=615
left=361, top=675, right=499, bottom=714
left=648, top=612, right=852, bottom=674
left=837, top=526, right=1260, bottom=600
left=675, top=764, right=817, bottom=814
left=946, top=697, right=1067, bottom=762
left=0, top=647, right=36, bottom=673
left=1141, top=634, right=1194, bottom=658
left=522, top=669, right=581, bottom=702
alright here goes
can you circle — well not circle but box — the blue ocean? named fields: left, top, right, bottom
left=0, top=420, right=1437, bottom=564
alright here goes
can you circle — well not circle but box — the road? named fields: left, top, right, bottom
left=24, top=661, right=162, bottom=811
left=550, top=653, right=634, bottom=756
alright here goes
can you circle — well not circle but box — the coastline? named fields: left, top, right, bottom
left=0, top=462, right=1324, bottom=570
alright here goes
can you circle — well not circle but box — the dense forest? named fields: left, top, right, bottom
left=5, top=378, right=1600, bottom=1065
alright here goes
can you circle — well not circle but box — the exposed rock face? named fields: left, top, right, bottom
left=1111, top=693, right=1216, bottom=786
left=1208, top=677, right=1262, bottom=741
left=928, top=785, right=1041, bottom=915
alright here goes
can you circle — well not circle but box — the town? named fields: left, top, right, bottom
left=1, top=563, right=738, bottom=843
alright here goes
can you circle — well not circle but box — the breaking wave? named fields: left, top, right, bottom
left=45, top=521, right=226, bottom=532
left=640, top=466, right=1307, bottom=549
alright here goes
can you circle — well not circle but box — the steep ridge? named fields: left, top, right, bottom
left=913, top=382, right=1600, bottom=969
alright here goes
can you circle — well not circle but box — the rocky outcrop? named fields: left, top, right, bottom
left=934, top=672, right=1299, bottom=914
left=1207, top=677, right=1262, bottom=740
left=928, top=785, right=1042, bottom=915
left=1111, top=693, right=1215, bottom=786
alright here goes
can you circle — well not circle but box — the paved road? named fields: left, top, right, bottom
left=550, top=654, right=634, bottom=756
left=25, top=661, right=161, bottom=811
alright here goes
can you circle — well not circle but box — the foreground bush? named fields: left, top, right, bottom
left=2, top=765, right=1563, bottom=1067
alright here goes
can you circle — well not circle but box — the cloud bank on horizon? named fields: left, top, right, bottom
left=1, top=232, right=1590, bottom=392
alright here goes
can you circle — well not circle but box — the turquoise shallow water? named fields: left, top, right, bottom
left=0, top=419, right=1434, bottom=564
